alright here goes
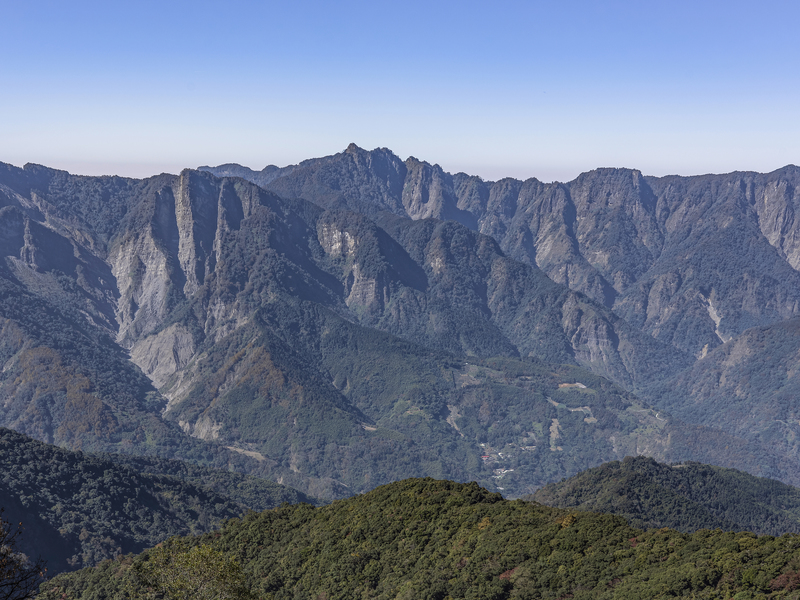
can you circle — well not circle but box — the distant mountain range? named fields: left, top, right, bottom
left=1, top=147, right=799, bottom=500
left=203, top=145, right=800, bottom=358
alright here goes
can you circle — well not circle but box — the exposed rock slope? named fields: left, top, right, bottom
left=206, top=147, right=800, bottom=359
left=1, top=153, right=799, bottom=497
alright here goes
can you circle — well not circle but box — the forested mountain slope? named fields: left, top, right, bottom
left=0, top=428, right=310, bottom=573
left=43, top=478, right=800, bottom=600
left=651, top=317, right=800, bottom=464
left=532, top=456, right=800, bottom=536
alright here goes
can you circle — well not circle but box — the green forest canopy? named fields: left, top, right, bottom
left=42, top=478, right=800, bottom=600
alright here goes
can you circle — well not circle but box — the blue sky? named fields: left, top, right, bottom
left=1, top=0, right=798, bottom=181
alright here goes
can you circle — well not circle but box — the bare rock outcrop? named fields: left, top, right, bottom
left=129, top=324, right=195, bottom=390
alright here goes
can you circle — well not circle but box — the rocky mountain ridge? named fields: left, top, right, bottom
left=0, top=150, right=798, bottom=497
left=203, top=147, right=800, bottom=359
left=201, top=147, right=800, bottom=475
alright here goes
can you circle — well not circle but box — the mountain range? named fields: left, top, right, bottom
left=1, top=146, right=799, bottom=500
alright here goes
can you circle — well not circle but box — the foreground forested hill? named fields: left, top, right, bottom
left=0, top=428, right=311, bottom=573
left=43, top=478, right=800, bottom=599
left=532, top=456, right=800, bottom=536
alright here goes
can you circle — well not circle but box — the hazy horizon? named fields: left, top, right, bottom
left=4, top=146, right=799, bottom=186
left=3, top=1, right=798, bottom=182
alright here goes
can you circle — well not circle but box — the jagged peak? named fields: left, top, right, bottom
left=404, top=156, right=447, bottom=175
left=493, top=175, right=525, bottom=186
left=345, top=142, right=362, bottom=153
left=198, top=162, right=252, bottom=172
left=340, top=144, right=404, bottom=165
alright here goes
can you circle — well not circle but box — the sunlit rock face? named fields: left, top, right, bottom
left=210, top=149, right=800, bottom=359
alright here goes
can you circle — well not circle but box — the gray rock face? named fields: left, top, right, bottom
left=401, top=158, right=476, bottom=227
left=129, top=324, right=195, bottom=390
left=258, top=144, right=409, bottom=218
left=753, top=168, right=800, bottom=269
left=208, top=147, right=800, bottom=359
left=3, top=158, right=678, bottom=414
left=108, top=171, right=279, bottom=351
left=0, top=206, right=26, bottom=261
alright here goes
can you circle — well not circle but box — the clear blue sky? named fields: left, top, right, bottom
left=2, top=0, right=798, bottom=182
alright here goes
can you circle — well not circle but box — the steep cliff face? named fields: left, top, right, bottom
left=316, top=215, right=393, bottom=315
left=151, top=186, right=673, bottom=391
left=484, top=179, right=617, bottom=306
left=568, top=169, right=663, bottom=295
left=110, top=180, right=183, bottom=346
left=317, top=213, right=692, bottom=390
left=108, top=172, right=291, bottom=366
left=1, top=160, right=714, bottom=494
left=755, top=167, right=800, bottom=269
left=401, top=158, right=476, bottom=227
left=475, top=165, right=800, bottom=359
left=207, top=147, right=800, bottom=360
left=197, top=148, right=800, bottom=488
left=0, top=165, right=321, bottom=490
left=625, top=169, right=800, bottom=356
left=0, top=206, right=26, bottom=264
left=1, top=209, right=119, bottom=334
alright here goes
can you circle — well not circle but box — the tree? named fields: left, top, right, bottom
left=127, top=539, right=252, bottom=600
left=0, top=509, right=47, bottom=600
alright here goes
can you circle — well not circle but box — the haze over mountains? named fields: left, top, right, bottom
left=1, top=145, right=798, bottom=501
